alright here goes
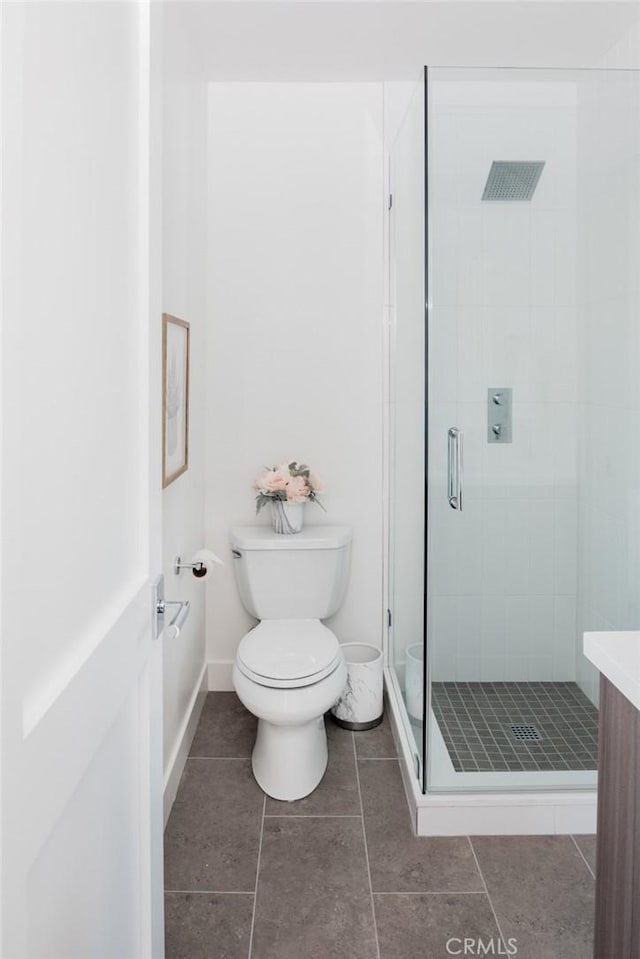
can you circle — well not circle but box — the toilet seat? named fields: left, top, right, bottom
left=236, top=619, right=342, bottom=689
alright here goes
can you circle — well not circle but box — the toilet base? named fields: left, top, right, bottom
left=252, top=715, right=328, bottom=801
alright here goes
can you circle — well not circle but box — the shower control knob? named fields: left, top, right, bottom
left=487, top=387, right=512, bottom=444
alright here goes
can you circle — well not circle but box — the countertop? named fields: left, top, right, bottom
left=584, top=631, right=640, bottom=711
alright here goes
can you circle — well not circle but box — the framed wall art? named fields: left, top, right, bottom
left=162, top=313, right=190, bottom=488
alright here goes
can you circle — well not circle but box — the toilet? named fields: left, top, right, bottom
left=231, top=524, right=352, bottom=801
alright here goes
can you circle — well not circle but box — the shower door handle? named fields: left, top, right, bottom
left=447, top=428, right=463, bottom=511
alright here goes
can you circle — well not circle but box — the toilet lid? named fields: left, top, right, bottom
left=236, top=620, right=342, bottom=689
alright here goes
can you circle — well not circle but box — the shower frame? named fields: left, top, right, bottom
left=380, top=63, right=633, bottom=835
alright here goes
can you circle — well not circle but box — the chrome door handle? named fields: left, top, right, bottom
left=156, top=599, right=191, bottom=640
left=447, top=427, right=463, bottom=511
left=152, top=574, right=191, bottom=640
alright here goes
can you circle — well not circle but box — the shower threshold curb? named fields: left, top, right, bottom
left=384, top=668, right=598, bottom=838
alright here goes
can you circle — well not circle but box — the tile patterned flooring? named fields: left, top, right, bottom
left=432, top=681, right=599, bottom=772
left=164, top=692, right=596, bottom=959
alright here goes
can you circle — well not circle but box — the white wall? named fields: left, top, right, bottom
left=426, top=77, right=579, bottom=683
left=161, top=17, right=208, bottom=790
left=575, top=60, right=640, bottom=705
left=205, top=84, right=384, bottom=681
left=598, top=19, right=640, bottom=70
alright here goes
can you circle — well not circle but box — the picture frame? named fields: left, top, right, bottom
left=162, top=313, right=190, bottom=488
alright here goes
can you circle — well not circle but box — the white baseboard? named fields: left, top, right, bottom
left=208, top=660, right=234, bottom=691
left=163, top=663, right=208, bottom=826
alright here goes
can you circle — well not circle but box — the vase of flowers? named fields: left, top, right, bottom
left=253, top=460, right=325, bottom=534
left=269, top=499, right=304, bottom=535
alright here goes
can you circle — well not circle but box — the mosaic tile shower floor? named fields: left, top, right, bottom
left=431, top=681, right=598, bottom=773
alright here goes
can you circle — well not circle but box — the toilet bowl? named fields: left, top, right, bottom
left=233, top=620, right=347, bottom=799
left=230, top=525, right=352, bottom=801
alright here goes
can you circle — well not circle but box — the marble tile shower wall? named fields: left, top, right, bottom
left=576, top=67, right=640, bottom=706
left=428, top=82, right=579, bottom=683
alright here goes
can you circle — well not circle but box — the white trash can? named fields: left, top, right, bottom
left=405, top=643, right=424, bottom=723
left=331, top=643, right=384, bottom=730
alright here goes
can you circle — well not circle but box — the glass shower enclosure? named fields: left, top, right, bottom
left=388, top=66, right=640, bottom=795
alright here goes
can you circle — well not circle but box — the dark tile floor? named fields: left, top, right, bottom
left=432, top=681, right=599, bottom=772
left=164, top=692, right=596, bottom=959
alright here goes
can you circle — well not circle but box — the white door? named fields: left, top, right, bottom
left=1, top=2, right=164, bottom=956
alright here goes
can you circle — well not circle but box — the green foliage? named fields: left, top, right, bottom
left=256, top=491, right=286, bottom=513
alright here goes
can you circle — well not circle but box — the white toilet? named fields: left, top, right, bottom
left=231, top=524, right=352, bottom=801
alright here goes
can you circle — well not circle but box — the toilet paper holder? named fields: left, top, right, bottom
left=173, top=550, right=224, bottom=578
left=173, top=555, right=206, bottom=577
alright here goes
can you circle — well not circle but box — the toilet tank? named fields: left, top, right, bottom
left=230, top=525, right=352, bottom=621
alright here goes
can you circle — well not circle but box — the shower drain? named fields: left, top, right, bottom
left=509, top=723, right=542, bottom=742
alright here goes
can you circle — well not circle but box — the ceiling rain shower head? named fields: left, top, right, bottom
left=481, top=161, right=545, bottom=202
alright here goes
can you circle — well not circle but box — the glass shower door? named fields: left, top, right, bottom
left=426, top=66, right=640, bottom=794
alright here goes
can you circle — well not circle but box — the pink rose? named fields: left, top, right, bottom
left=252, top=470, right=271, bottom=493
left=308, top=472, right=325, bottom=493
left=253, top=469, right=287, bottom=494
left=286, top=475, right=310, bottom=502
left=264, top=470, right=288, bottom=493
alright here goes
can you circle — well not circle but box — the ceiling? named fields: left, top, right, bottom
left=164, top=1, right=640, bottom=81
